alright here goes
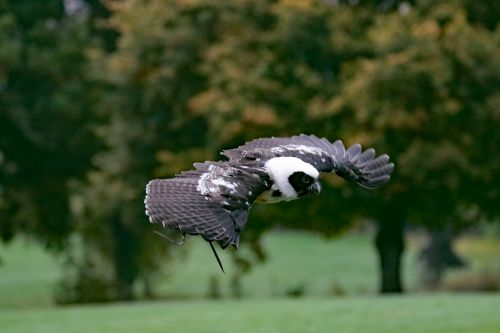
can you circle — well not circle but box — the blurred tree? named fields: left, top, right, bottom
left=1, top=0, right=122, bottom=301
left=66, top=0, right=220, bottom=300
left=185, top=0, right=379, bottom=266
left=63, top=0, right=369, bottom=299
left=65, top=0, right=500, bottom=297
left=1, top=0, right=498, bottom=301
left=0, top=0, right=99, bottom=247
left=334, top=0, right=500, bottom=30
left=174, top=0, right=500, bottom=292
left=328, top=2, right=500, bottom=291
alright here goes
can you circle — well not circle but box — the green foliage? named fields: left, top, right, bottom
left=0, top=1, right=100, bottom=246
left=330, top=3, right=500, bottom=224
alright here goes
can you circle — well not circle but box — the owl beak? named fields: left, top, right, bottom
left=311, top=181, right=321, bottom=195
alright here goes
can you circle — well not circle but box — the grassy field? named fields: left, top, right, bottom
left=0, top=238, right=63, bottom=309
left=0, top=231, right=419, bottom=307
left=157, top=231, right=387, bottom=298
left=1, top=230, right=500, bottom=333
left=1, top=230, right=500, bottom=307
left=1, top=294, right=500, bottom=333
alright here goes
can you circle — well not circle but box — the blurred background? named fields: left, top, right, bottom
left=1, top=0, right=499, bottom=331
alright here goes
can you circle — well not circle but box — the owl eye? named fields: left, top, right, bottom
left=302, top=175, right=312, bottom=184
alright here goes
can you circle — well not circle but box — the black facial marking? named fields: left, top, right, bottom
left=288, top=172, right=315, bottom=197
left=271, top=190, right=282, bottom=197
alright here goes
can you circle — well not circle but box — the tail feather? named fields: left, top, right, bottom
left=353, top=148, right=376, bottom=164
left=346, top=143, right=362, bottom=160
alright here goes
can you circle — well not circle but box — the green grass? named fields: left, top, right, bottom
left=2, top=230, right=499, bottom=308
left=157, top=231, right=384, bottom=298
left=153, top=230, right=433, bottom=297
left=0, top=231, right=387, bottom=307
left=0, top=238, right=63, bottom=308
left=1, top=231, right=500, bottom=333
left=443, top=236, right=500, bottom=290
left=1, top=294, right=500, bottom=333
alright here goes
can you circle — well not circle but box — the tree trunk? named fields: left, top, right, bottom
left=143, top=274, right=155, bottom=299
left=375, top=217, right=405, bottom=293
left=417, top=229, right=467, bottom=289
left=111, top=213, right=138, bottom=301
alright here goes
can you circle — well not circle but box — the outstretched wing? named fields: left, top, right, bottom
left=223, top=134, right=394, bottom=189
left=145, top=162, right=270, bottom=249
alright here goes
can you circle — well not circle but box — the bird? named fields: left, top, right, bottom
left=144, top=134, right=394, bottom=272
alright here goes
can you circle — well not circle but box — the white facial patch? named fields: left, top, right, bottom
left=264, top=157, right=319, bottom=198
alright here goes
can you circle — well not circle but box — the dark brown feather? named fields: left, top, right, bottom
left=145, top=163, right=270, bottom=249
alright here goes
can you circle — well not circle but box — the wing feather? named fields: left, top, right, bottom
left=223, top=134, right=394, bottom=189
left=145, top=163, right=270, bottom=249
